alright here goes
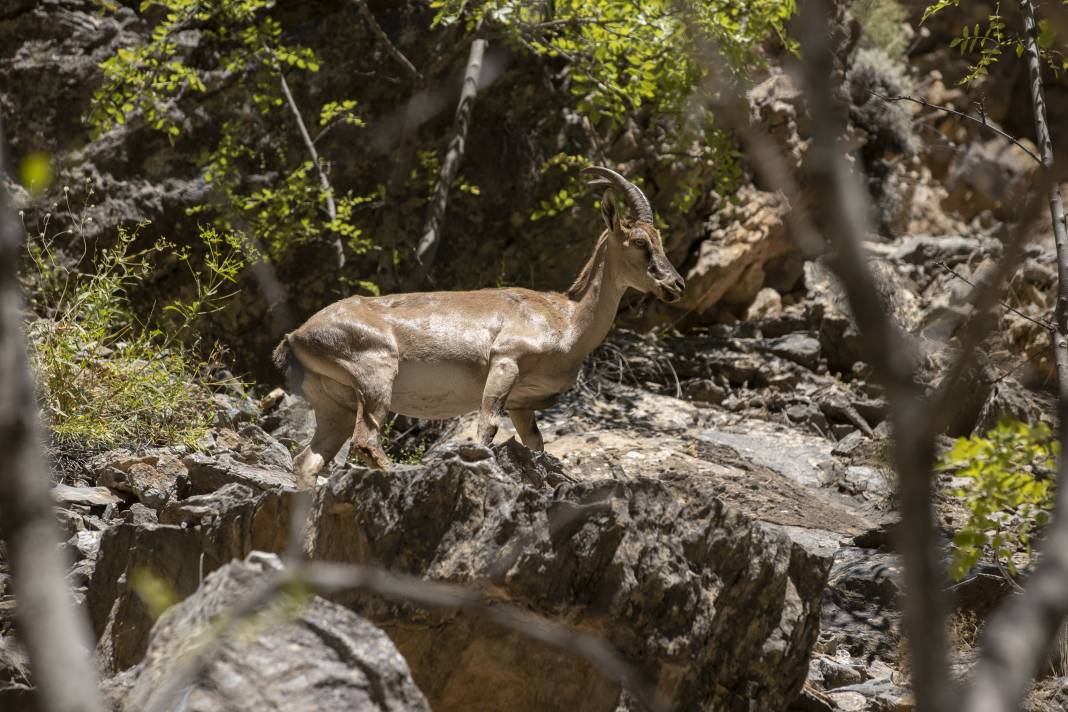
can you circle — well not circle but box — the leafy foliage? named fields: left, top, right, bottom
left=88, top=0, right=372, bottom=270
left=923, top=0, right=1068, bottom=85
left=938, top=420, right=1058, bottom=582
left=86, top=0, right=796, bottom=297
left=432, top=0, right=792, bottom=222
left=22, top=190, right=248, bottom=448
left=433, top=0, right=793, bottom=119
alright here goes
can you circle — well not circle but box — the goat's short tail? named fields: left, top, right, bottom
left=273, top=334, right=305, bottom=396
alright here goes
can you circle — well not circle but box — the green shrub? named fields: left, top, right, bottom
left=22, top=205, right=247, bottom=449
left=939, top=419, right=1058, bottom=582
left=88, top=0, right=373, bottom=273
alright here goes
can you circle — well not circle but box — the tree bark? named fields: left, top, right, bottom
left=962, top=1, right=1068, bottom=709
left=796, top=2, right=954, bottom=710
left=408, top=38, right=487, bottom=288
left=0, top=121, right=104, bottom=712
left=353, top=0, right=422, bottom=82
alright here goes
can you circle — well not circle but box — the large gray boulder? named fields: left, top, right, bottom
left=88, top=483, right=296, bottom=672
left=306, top=440, right=833, bottom=711
left=105, top=553, right=429, bottom=712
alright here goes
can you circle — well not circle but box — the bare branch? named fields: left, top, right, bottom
left=868, top=90, right=1042, bottom=165
left=938, top=258, right=1053, bottom=333
left=275, top=68, right=345, bottom=269
left=353, top=0, right=423, bottom=83
left=0, top=121, right=105, bottom=712
left=409, top=37, right=487, bottom=286
left=962, top=0, right=1068, bottom=707
left=146, top=559, right=666, bottom=712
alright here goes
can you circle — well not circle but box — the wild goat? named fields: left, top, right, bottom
left=274, top=166, right=685, bottom=487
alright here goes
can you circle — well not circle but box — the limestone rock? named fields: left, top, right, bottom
left=181, top=451, right=297, bottom=495
left=761, top=333, right=822, bottom=370
left=97, top=453, right=186, bottom=508
left=749, top=70, right=809, bottom=169
left=307, top=441, right=832, bottom=712
left=106, top=553, right=430, bottom=712
left=747, top=286, right=784, bottom=321
left=88, top=485, right=296, bottom=672
left=804, top=260, right=864, bottom=374
left=676, top=185, right=796, bottom=316
left=51, top=483, right=122, bottom=508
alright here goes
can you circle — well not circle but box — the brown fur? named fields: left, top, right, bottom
left=272, top=337, right=305, bottom=397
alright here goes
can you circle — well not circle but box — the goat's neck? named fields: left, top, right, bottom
left=566, top=234, right=628, bottom=357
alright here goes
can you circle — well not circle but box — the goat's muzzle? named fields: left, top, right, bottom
left=657, top=274, right=685, bottom=303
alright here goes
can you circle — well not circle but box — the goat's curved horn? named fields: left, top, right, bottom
left=582, top=166, right=654, bottom=224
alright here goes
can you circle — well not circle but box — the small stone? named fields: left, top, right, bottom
left=826, top=690, right=868, bottom=711
left=99, top=456, right=184, bottom=509
left=684, top=378, right=727, bottom=404
left=840, top=466, right=893, bottom=497
left=761, top=333, right=821, bottom=370
left=260, top=387, right=287, bottom=413
left=832, top=430, right=866, bottom=457
left=816, top=655, right=865, bottom=689
left=746, top=287, right=783, bottom=321
left=121, top=503, right=159, bottom=527
left=51, top=483, right=122, bottom=508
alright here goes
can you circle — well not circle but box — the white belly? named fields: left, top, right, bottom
left=389, top=361, right=485, bottom=419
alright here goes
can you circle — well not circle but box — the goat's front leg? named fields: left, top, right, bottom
left=478, top=357, right=518, bottom=446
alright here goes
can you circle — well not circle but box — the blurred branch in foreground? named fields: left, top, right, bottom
left=686, top=0, right=1068, bottom=708
left=795, top=2, right=952, bottom=708
left=0, top=120, right=104, bottom=711
left=145, top=559, right=667, bottom=712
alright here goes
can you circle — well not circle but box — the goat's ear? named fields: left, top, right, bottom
left=601, top=191, right=621, bottom=233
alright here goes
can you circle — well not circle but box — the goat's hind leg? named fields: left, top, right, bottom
left=507, top=408, right=544, bottom=451
left=293, top=373, right=357, bottom=489
left=352, top=399, right=391, bottom=470
left=328, top=356, right=394, bottom=470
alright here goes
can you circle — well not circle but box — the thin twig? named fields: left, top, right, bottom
left=353, top=0, right=423, bottom=82
left=937, top=260, right=1054, bottom=331
left=989, top=341, right=1049, bottom=384
left=868, top=90, right=1042, bottom=165
left=274, top=59, right=344, bottom=269
left=963, top=0, right=1068, bottom=707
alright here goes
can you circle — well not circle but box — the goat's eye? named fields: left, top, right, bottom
left=632, top=238, right=648, bottom=249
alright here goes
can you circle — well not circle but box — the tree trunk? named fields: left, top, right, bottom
left=408, top=38, right=487, bottom=288
left=962, top=1, right=1068, bottom=709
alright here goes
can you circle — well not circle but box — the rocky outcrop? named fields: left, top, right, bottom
left=88, top=483, right=297, bottom=672
left=104, top=553, right=430, bottom=712
left=672, top=185, right=797, bottom=319
left=307, top=440, right=833, bottom=711
left=71, top=399, right=860, bottom=710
